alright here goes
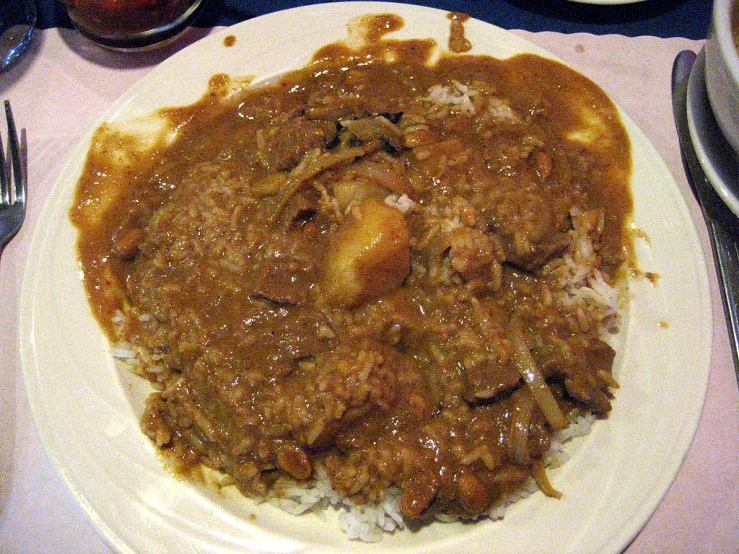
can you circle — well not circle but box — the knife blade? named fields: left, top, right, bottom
left=671, top=49, right=739, bottom=377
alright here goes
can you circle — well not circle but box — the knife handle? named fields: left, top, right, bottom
left=710, top=217, right=739, bottom=371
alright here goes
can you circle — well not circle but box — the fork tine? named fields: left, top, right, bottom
left=4, top=100, right=24, bottom=206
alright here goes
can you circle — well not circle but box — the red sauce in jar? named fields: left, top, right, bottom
left=64, top=0, right=202, bottom=47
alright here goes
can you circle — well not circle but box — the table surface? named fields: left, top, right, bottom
left=2, top=1, right=738, bottom=553
left=37, top=0, right=714, bottom=39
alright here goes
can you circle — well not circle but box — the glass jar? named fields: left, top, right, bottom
left=61, top=0, right=205, bottom=50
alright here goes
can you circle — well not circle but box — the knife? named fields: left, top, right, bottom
left=671, top=50, right=739, bottom=378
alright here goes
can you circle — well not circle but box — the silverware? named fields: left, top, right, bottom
left=0, top=0, right=36, bottom=71
left=0, top=100, right=25, bottom=260
left=671, top=50, right=739, bottom=376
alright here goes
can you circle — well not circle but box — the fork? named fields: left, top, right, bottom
left=0, top=100, right=25, bottom=260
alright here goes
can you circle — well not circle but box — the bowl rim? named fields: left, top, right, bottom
left=713, top=0, right=739, bottom=87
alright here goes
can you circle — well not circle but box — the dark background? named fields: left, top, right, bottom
left=37, top=0, right=713, bottom=39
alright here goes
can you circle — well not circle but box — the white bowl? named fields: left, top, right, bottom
left=705, top=0, right=739, bottom=157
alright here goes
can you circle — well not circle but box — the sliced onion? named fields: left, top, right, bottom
left=273, top=142, right=381, bottom=221
left=532, top=458, right=562, bottom=498
left=509, top=324, right=568, bottom=432
left=509, top=388, right=534, bottom=465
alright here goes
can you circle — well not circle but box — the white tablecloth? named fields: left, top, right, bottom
left=1, top=27, right=737, bottom=553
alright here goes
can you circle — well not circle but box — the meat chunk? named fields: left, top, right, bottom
left=114, top=228, right=146, bottom=260
left=563, top=339, right=617, bottom=412
left=484, top=187, right=571, bottom=271
left=463, top=359, right=520, bottom=401
left=447, top=227, right=505, bottom=290
left=251, top=256, right=315, bottom=306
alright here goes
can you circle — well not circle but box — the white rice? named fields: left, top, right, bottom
left=486, top=97, right=521, bottom=124
left=258, top=414, right=594, bottom=542
left=544, top=207, right=622, bottom=333
left=266, top=466, right=405, bottom=542
left=425, top=80, right=478, bottom=115
left=424, top=82, right=520, bottom=125
left=384, top=193, right=417, bottom=213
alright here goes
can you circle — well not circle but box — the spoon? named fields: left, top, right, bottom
left=0, top=0, right=36, bottom=71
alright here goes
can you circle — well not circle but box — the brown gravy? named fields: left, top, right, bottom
left=70, top=13, right=632, bottom=526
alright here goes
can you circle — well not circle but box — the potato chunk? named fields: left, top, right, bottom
left=323, top=199, right=410, bottom=307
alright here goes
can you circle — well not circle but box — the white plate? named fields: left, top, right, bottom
left=20, top=3, right=712, bottom=554
left=687, top=48, right=739, bottom=218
